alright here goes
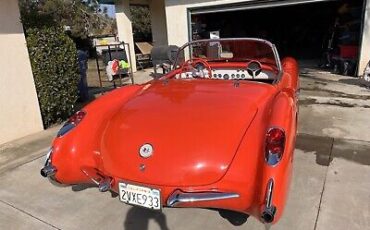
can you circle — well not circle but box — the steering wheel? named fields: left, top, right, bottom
left=180, top=58, right=212, bottom=78
left=246, top=60, right=262, bottom=78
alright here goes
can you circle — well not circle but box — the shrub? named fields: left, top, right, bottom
left=26, top=27, right=80, bottom=128
left=131, top=5, right=152, bottom=41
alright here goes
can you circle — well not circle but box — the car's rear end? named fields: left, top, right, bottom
left=41, top=38, right=298, bottom=225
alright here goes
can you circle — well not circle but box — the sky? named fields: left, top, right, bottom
left=100, top=4, right=116, bottom=18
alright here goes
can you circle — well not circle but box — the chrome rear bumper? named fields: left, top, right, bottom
left=167, top=190, right=239, bottom=207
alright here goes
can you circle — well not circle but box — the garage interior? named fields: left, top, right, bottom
left=190, top=0, right=365, bottom=75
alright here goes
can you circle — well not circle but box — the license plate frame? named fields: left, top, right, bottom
left=118, top=182, right=161, bottom=210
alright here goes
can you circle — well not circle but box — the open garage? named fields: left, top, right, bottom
left=98, top=0, right=370, bottom=76
left=189, top=0, right=365, bottom=75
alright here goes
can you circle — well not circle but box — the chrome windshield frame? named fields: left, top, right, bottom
left=173, top=38, right=282, bottom=75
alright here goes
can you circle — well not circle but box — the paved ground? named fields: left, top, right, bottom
left=0, top=67, right=369, bottom=230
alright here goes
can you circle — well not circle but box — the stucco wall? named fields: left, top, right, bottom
left=164, top=0, right=254, bottom=46
left=150, top=0, right=168, bottom=46
left=0, top=0, right=43, bottom=144
left=116, top=0, right=137, bottom=72
left=359, top=0, right=370, bottom=75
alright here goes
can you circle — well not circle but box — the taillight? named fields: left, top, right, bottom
left=57, top=110, right=86, bottom=137
left=265, top=127, right=285, bottom=166
left=68, top=110, right=86, bottom=125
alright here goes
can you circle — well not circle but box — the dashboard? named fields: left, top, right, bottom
left=177, top=60, right=277, bottom=81
left=212, top=69, right=275, bottom=80
left=178, top=68, right=276, bottom=80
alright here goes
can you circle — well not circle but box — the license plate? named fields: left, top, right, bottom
left=119, top=183, right=161, bottom=210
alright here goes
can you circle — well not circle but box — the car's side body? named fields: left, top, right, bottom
left=41, top=38, right=299, bottom=225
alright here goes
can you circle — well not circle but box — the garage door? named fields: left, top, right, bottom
left=190, top=0, right=339, bottom=15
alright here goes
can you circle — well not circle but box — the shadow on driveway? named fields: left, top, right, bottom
left=124, top=206, right=170, bottom=230
left=296, top=133, right=370, bottom=166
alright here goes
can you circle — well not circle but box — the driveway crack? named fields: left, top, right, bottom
left=313, top=137, right=334, bottom=230
left=0, top=199, right=60, bottom=229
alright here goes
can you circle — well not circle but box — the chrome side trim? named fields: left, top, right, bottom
left=265, top=179, right=274, bottom=209
left=167, top=191, right=239, bottom=207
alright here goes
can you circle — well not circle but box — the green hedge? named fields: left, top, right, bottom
left=26, top=27, right=80, bottom=128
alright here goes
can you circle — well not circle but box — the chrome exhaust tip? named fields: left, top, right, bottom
left=261, top=179, right=277, bottom=224
left=40, top=165, right=57, bottom=178
left=261, top=206, right=276, bottom=223
left=98, top=178, right=112, bottom=192
left=41, top=148, right=56, bottom=178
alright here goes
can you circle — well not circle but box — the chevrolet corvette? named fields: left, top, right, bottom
left=41, top=38, right=299, bottom=225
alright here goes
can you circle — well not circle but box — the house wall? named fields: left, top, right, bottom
left=164, top=0, right=254, bottom=46
left=0, top=0, right=43, bottom=145
left=150, top=0, right=168, bottom=46
left=116, top=0, right=137, bottom=72
left=359, top=0, right=370, bottom=75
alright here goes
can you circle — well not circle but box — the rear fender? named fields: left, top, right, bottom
left=258, top=91, right=297, bottom=223
left=209, top=95, right=275, bottom=217
left=280, top=57, right=299, bottom=92
left=51, top=85, right=143, bottom=184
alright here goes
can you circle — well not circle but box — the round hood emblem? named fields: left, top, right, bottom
left=139, top=144, right=153, bottom=158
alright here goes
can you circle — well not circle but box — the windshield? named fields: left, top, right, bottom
left=175, top=38, right=281, bottom=72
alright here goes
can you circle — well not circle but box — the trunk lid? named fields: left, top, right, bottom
left=101, top=80, right=273, bottom=186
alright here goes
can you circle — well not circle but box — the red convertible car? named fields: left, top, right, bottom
left=41, top=38, right=299, bottom=225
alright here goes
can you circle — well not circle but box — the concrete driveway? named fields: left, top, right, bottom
left=0, top=68, right=369, bottom=230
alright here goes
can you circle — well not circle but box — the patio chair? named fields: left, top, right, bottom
left=135, top=42, right=153, bottom=70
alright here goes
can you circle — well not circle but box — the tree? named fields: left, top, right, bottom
left=130, top=5, right=152, bottom=41
left=19, top=0, right=115, bottom=38
left=19, top=0, right=90, bottom=127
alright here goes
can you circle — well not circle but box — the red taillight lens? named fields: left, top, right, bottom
left=68, top=110, right=86, bottom=125
left=57, top=110, right=86, bottom=137
left=265, top=128, right=285, bottom=166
